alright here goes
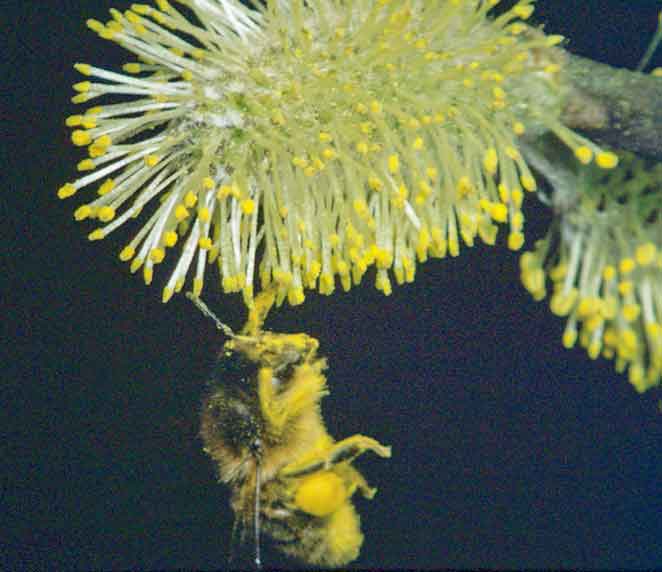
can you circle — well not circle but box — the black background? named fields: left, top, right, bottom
left=4, top=1, right=662, bottom=570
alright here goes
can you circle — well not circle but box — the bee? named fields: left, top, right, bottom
left=190, top=290, right=391, bottom=568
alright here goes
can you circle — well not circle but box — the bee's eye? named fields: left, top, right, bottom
left=273, top=356, right=303, bottom=391
left=212, top=351, right=257, bottom=387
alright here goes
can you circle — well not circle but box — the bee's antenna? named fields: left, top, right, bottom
left=253, top=439, right=263, bottom=569
left=186, top=292, right=235, bottom=338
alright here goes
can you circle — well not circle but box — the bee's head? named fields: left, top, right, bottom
left=202, top=349, right=263, bottom=463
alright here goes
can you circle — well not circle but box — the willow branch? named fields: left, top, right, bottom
left=559, top=54, right=662, bottom=161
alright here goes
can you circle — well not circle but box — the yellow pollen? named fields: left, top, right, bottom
left=57, top=183, right=77, bottom=199
left=388, top=154, right=399, bottom=174
left=596, top=151, right=619, bottom=169
left=175, top=204, right=189, bottom=221
left=483, top=148, right=498, bottom=175
left=184, top=191, right=198, bottom=208
left=241, top=199, right=256, bottom=215
left=163, top=231, right=178, bottom=247
left=98, top=206, right=116, bottom=222
left=575, top=146, right=593, bottom=164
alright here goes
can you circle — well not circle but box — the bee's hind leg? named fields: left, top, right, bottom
left=280, top=434, right=391, bottom=479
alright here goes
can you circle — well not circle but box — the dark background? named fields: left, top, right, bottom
left=4, top=1, right=661, bottom=570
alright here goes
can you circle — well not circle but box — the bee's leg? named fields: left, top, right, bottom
left=258, top=362, right=327, bottom=435
left=280, top=434, right=391, bottom=479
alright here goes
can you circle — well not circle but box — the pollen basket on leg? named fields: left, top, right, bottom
left=60, top=0, right=602, bottom=306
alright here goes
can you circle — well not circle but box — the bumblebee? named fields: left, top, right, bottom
left=192, top=291, right=391, bottom=568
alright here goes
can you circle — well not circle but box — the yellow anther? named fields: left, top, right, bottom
left=359, top=122, right=373, bottom=134
left=619, top=258, right=635, bottom=275
left=457, top=177, right=472, bottom=197
left=288, top=287, right=305, bottom=306
left=562, top=327, right=578, bottom=349
left=635, top=243, right=657, bottom=266
left=71, top=93, right=90, bottom=104
left=95, top=135, right=112, bottom=148
left=493, top=86, right=506, bottom=100
left=319, top=132, right=333, bottom=142
left=602, top=265, right=616, bottom=281
left=163, top=230, right=178, bottom=247
left=150, top=247, right=165, bottom=263
left=57, top=183, right=77, bottom=199
left=74, top=205, right=92, bottom=221
left=412, top=137, right=424, bottom=150
left=98, top=206, right=116, bottom=222
left=618, top=281, right=633, bottom=296
left=546, top=35, right=565, bottom=46
left=73, top=81, right=92, bottom=93
left=162, top=287, right=174, bottom=304
left=184, top=190, right=197, bottom=208
left=353, top=198, right=369, bottom=216
left=198, top=207, right=211, bottom=222
left=198, top=237, right=212, bottom=250
left=490, top=203, right=508, bottom=223
left=513, top=4, right=534, bottom=20
left=368, top=176, right=383, bottom=192
left=119, top=245, right=135, bottom=261
left=483, top=147, right=498, bottom=175
left=122, top=62, right=142, bottom=74
left=575, top=146, right=593, bottom=164
left=129, top=257, right=143, bottom=274
left=511, top=211, right=524, bottom=230
left=217, top=185, right=232, bottom=199
left=356, top=141, right=369, bottom=155
left=505, top=146, right=520, bottom=160
left=388, top=154, right=399, bottom=174
left=622, top=304, right=641, bottom=322
left=98, top=179, right=115, bottom=195
left=513, top=121, right=526, bottom=135
left=80, top=117, right=97, bottom=129
left=509, top=22, right=527, bottom=35
left=498, top=184, right=510, bottom=203
left=144, top=154, right=160, bottom=167
left=88, top=229, right=106, bottom=241
left=175, top=204, right=189, bottom=221
left=241, top=199, right=255, bottom=215
left=66, top=115, right=83, bottom=127
left=508, top=232, right=525, bottom=251
left=596, top=151, right=619, bottom=169
left=419, top=180, right=432, bottom=196
left=71, top=130, right=91, bottom=146
left=322, top=148, right=337, bottom=160
left=86, top=19, right=105, bottom=33
left=370, top=100, right=382, bottom=114
left=74, top=63, right=93, bottom=76
left=520, top=175, right=536, bottom=192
